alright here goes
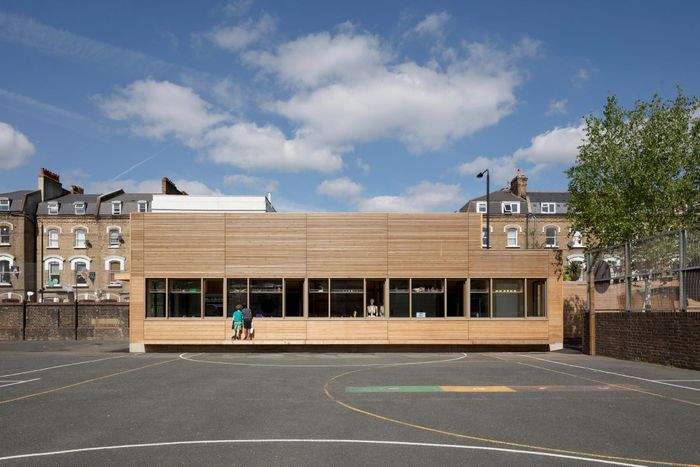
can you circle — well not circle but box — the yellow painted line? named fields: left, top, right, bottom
left=324, top=365, right=699, bottom=467
left=440, top=386, right=515, bottom=393
left=0, top=358, right=179, bottom=406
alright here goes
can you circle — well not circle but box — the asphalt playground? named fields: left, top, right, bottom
left=0, top=341, right=698, bottom=466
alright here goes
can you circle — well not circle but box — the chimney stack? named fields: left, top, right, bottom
left=70, top=185, right=84, bottom=194
left=162, top=177, right=186, bottom=195
left=510, top=169, right=528, bottom=198
left=37, top=168, right=66, bottom=201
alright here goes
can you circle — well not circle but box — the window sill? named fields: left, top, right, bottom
left=47, top=246, right=59, bottom=249
left=506, top=245, right=520, bottom=248
left=75, top=284, right=89, bottom=288
left=0, top=243, right=10, bottom=247
left=74, top=247, right=88, bottom=250
left=45, top=284, right=62, bottom=288
left=108, top=245, right=122, bottom=249
left=108, top=282, right=123, bottom=288
left=0, top=283, right=12, bottom=287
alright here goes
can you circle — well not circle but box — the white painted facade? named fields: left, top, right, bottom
left=150, top=195, right=275, bottom=213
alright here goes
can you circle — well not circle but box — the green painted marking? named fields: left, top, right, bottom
left=346, top=386, right=442, bottom=393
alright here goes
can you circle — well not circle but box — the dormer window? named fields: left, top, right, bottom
left=541, top=202, right=556, bottom=214
left=48, top=202, right=59, bottom=215
left=475, top=201, right=487, bottom=213
left=501, top=202, right=520, bottom=214
left=112, top=201, right=122, bottom=215
left=74, top=202, right=86, bottom=215
left=137, top=200, right=148, bottom=213
left=0, top=199, right=9, bottom=211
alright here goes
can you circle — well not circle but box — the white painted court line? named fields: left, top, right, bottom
left=523, top=356, right=700, bottom=392
left=0, top=378, right=40, bottom=389
left=0, top=355, right=128, bottom=378
left=0, top=439, right=645, bottom=466
left=655, top=380, right=700, bottom=383
left=178, top=353, right=467, bottom=368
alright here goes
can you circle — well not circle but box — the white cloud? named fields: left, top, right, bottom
left=97, top=79, right=227, bottom=143
left=223, top=0, right=255, bottom=17
left=245, top=31, right=389, bottom=88
left=253, top=32, right=522, bottom=152
left=356, top=157, right=370, bottom=174
left=358, top=181, right=463, bottom=212
left=203, top=122, right=343, bottom=172
left=458, top=123, right=585, bottom=185
left=512, top=123, right=585, bottom=163
left=511, top=36, right=543, bottom=59
left=411, top=12, right=451, bottom=37
left=224, top=174, right=278, bottom=193
left=316, top=178, right=462, bottom=212
left=317, top=177, right=363, bottom=201
left=86, top=178, right=222, bottom=195
left=208, top=13, right=275, bottom=52
left=0, top=122, right=35, bottom=169
left=546, top=99, right=568, bottom=116
left=573, top=67, right=590, bottom=86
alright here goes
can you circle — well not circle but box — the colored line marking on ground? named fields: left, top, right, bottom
left=346, top=385, right=634, bottom=394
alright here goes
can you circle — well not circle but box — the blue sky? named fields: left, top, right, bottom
left=0, top=0, right=698, bottom=212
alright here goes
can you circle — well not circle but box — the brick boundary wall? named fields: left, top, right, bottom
left=583, top=312, right=700, bottom=370
left=0, top=303, right=129, bottom=341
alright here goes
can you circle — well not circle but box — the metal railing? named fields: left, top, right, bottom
left=587, top=226, right=700, bottom=312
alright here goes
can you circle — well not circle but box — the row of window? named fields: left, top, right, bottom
left=45, top=200, right=148, bottom=216
left=476, top=201, right=559, bottom=214
left=44, top=256, right=125, bottom=288
left=45, top=227, right=123, bottom=249
left=145, top=278, right=547, bottom=319
left=481, top=226, right=583, bottom=248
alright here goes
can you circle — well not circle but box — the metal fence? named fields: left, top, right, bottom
left=587, top=226, right=700, bottom=312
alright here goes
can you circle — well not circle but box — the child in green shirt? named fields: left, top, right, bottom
left=232, top=305, right=243, bottom=340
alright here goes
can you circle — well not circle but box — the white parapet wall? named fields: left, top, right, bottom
left=151, top=195, right=274, bottom=213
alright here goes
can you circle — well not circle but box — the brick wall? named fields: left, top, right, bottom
left=0, top=303, right=129, bottom=341
left=583, top=311, right=700, bottom=370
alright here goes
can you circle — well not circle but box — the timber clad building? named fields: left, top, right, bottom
left=129, top=212, right=563, bottom=352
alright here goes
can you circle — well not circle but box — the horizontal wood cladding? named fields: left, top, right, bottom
left=468, top=320, right=549, bottom=341
left=226, top=213, right=306, bottom=277
left=388, top=214, right=470, bottom=278
left=144, top=320, right=225, bottom=341
left=307, top=214, right=388, bottom=277
left=388, top=320, right=469, bottom=340
left=468, top=250, right=550, bottom=277
left=142, top=214, right=226, bottom=275
left=240, top=320, right=307, bottom=340
left=306, top=320, right=388, bottom=340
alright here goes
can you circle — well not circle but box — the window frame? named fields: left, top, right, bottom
left=109, top=228, right=121, bottom=248
left=0, top=259, right=10, bottom=285
left=475, top=201, right=487, bottom=213
left=112, top=201, right=122, bottom=215
left=47, top=202, right=59, bottom=215
left=540, top=202, right=556, bottom=214
left=545, top=226, right=558, bottom=247
left=137, top=200, right=148, bottom=213
left=505, top=226, right=520, bottom=248
left=47, top=228, right=59, bottom=248
left=47, top=261, right=61, bottom=287
left=0, top=225, right=10, bottom=245
left=501, top=202, right=520, bottom=214
left=0, top=199, right=9, bottom=212
left=74, top=228, right=87, bottom=248
left=74, top=202, right=86, bottom=215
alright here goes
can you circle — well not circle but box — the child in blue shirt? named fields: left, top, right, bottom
left=232, top=305, right=243, bottom=340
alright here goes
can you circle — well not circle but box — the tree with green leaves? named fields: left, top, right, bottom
left=567, top=90, right=700, bottom=248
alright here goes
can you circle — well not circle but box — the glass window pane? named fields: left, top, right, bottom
left=76, top=262, right=87, bottom=285
left=470, top=279, right=490, bottom=318
left=528, top=279, right=547, bottom=317
left=331, top=279, right=363, bottom=318
left=447, top=280, right=465, bottom=317
left=308, top=279, right=329, bottom=318
left=204, top=279, right=224, bottom=317
left=366, top=279, right=385, bottom=317
left=169, top=279, right=201, bottom=318
left=227, top=279, right=247, bottom=318
left=493, top=279, right=524, bottom=317
left=250, top=279, right=282, bottom=318
left=284, top=279, right=304, bottom=317
left=146, top=278, right=166, bottom=317
left=411, top=279, right=444, bottom=318
left=389, top=279, right=409, bottom=317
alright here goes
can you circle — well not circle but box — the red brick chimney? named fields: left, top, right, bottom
left=37, top=168, right=66, bottom=201
left=70, top=185, right=84, bottom=194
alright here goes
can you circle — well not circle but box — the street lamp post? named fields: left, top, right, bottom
left=476, top=170, right=490, bottom=249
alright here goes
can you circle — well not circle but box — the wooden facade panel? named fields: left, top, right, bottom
left=388, top=214, right=469, bottom=278
left=129, top=215, right=144, bottom=344
left=468, top=320, right=549, bottom=340
left=306, top=320, right=388, bottom=340
left=143, top=214, right=226, bottom=275
left=307, top=214, right=388, bottom=277
left=243, top=320, right=307, bottom=340
left=144, top=320, right=225, bottom=340
left=468, top=250, right=550, bottom=277
left=387, top=320, right=469, bottom=340
left=226, top=213, right=307, bottom=277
